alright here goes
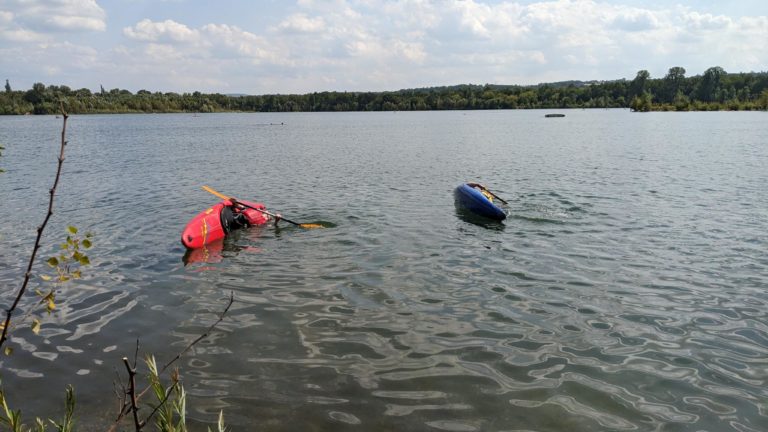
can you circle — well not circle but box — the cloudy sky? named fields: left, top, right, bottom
left=1, top=0, right=766, bottom=94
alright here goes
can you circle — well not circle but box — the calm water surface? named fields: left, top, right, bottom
left=1, top=110, right=767, bottom=431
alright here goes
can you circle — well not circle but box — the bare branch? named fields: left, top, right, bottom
left=140, top=381, right=178, bottom=428
left=133, top=338, right=140, bottom=369
left=112, top=366, right=128, bottom=412
left=109, top=292, right=235, bottom=430
left=123, top=357, right=142, bottom=432
left=1, top=108, right=69, bottom=351
left=160, top=291, right=234, bottom=374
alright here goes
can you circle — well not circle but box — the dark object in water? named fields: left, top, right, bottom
left=545, top=113, right=565, bottom=117
left=454, top=183, right=507, bottom=221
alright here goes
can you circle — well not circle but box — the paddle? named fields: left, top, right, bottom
left=473, top=183, right=509, bottom=205
left=202, top=185, right=323, bottom=229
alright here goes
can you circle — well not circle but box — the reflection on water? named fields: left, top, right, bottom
left=454, top=208, right=506, bottom=231
left=183, top=238, right=227, bottom=264
left=1, top=111, right=767, bottom=431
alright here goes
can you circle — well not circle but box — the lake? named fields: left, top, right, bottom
left=1, top=110, right=767, bottom=431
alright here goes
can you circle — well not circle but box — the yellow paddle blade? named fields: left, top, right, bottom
left=202, top=185, right=231, bottom=201
left=299, top=223, right=324, bottom=229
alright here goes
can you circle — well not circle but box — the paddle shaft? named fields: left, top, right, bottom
left=472, top=184, right=508, bottom=205
left=232, top=200, right=301, bottom=227
left=201, top=185, right=302, bottom=226
left=484, top=189, right=508, bottom=205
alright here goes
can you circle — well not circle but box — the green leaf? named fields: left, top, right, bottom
left=71, top=270, right=81, bottom=279
left=78, top=255, right=90, bottom=265
left=67, top=226, right=78, bottom=234
left=60, top=242, right=69, bottom=249
left=32, top=319, right=41, bottom=334
left=40, top=274, right=52, bottom=281
left=47, top=257, right=59, bottom=267
left=4, top=346, right=12, bottom=356
left=82, top=239, right=92, bottom=249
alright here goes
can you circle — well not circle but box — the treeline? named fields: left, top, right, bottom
left=2, top=66, right=767, bottom=115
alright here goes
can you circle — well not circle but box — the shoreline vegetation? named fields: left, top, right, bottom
left=0, top=108, right=230, bottom=431
left=2, top=67, right=767, bottom=115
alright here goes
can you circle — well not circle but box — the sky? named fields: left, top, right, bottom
left=1, top=0, right=766, bottom=95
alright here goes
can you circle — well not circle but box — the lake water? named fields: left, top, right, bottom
left=1, top=110, right=767, bottom=431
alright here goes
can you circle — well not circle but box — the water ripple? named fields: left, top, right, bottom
left=1, top=112, right=767, bottom=430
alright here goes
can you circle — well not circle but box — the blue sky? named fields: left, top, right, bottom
left=1, top=0, right=766, bottom=94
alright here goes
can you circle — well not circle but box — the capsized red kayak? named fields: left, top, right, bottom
left=181, top=200, right=271, bottom=249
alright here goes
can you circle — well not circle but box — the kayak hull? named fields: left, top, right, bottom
left=454, top=183, right=507, bottom=221
left=181, top=200, right=270, bottom=249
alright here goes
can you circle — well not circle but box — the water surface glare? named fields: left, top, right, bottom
left=1, top=110, right=767, bottom=431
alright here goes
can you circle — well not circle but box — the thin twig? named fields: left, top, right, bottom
left=109, top=292, right=235, bottom=430
left=133, top=338, right=140, bottom=369
left=1, top=108, right=68, bottom=351
left=112, top=351, right=140, bottom=427
left=123, top=357, right=142, bottom=432
left=160, top=291, right=234, bottom=374
left=140, top=381, right=178, bottom=428
left=112, top=366, right=128, bottom=415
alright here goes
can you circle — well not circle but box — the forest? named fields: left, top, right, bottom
left=1, top=66, right=767, bottom=115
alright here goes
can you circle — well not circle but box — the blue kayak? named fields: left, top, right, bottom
left=454, top=183, right=507, bottom=221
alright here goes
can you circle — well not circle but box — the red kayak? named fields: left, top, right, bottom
left=181, top=199, right=271, bottom=249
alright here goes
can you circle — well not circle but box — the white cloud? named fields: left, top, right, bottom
left=3, top=0, right=767, bottom=93
left=230, top=1, right=767, bottom=90
left=123, top=20, right=281, bottom=65
left=683, top=12, right=731, bottom=30
left=0, top=27, right=44, bottom=42
left=123, top=19, right=200, bottom=43
left=201, top=24, right=276, bottom=60
left=43, top=12, right=105, bottom=32
left=393, top=40, right=426, bottom=62
left=144, top=43, right=184, bottom=61
left=1, top=39, right=102, bottom=89
left=277, top=13, right=326, bottom=33
left=1, top=0, right=105, bottom=32
left=452, top=1, right=496, bottom=38
left=611, top=9, right=660, bottom=31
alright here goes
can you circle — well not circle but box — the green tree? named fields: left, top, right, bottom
left=696, top=66, right=726, bottom=102
left=673, top=90, right=690, bottom=111
left=23, top=82, right=46, bottom=105
left=4, top=79, right=10, bottom=93
left=759, top=89, right=768, bottom=110
left=663, top=66, right=686, bottom=103
left=630, top=92, right=652, bottom=112
left=630, top=70, right=650, bottom=98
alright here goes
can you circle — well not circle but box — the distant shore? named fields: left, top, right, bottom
left=3, top=68, right=767, bottom=115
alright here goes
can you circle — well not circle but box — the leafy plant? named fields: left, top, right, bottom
left=2, top=108, right=230, bottom=432
left=113, top=355, right=226, bottom=432
left=42, top=225, right=93, bottom=283
left=18, top=226, right=93, bottom=342
left=147, top=356, right=185, bottom=432
left=0, top=383, right=75, bottom=432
